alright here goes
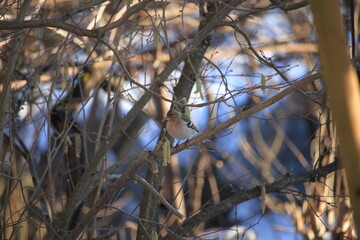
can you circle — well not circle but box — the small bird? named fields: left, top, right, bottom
left=165, top=109, right=199, bottom=140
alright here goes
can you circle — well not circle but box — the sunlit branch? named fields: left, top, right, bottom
left=134, top=175, right=185, bottom=219
left=172, top=72, right=321, bottom=154
left=0, top=0, right=153, bottom=37
left=163, top=161, right=340, bottom=239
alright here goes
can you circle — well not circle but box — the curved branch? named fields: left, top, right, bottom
left=51, top=1, right=253, bottom=237
left=310, top=0, right=360, bottom=232
left=61, top=0, right=108, bottom=20
left=134, top=175, right=184, bottom=219
left=269, top=0, right=308, bottom=11
left=0, top=19, right=95, bottom=36
left=172, top=72, right=321, bottom=154
left=65, top=156, right=147, bottom=240
left=64, top=71, right=319, bottom=240
left=0, top=0, right=153, bottom=37
left=163, top=161, right=341, bottom=239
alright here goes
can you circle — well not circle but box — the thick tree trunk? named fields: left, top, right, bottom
left=310, top=0, right=360, bottom=233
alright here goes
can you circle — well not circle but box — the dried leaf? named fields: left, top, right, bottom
left=151, top=231, right=158, bottom=240
left=64, top=62, right=69, bottom=78
left=75, top=134, right=81, bottom=158
left=64, top=136, right=72, bottom=154
left=153, top=29, right=160, bottom=48
left=185, top=106, right=191, bottom=119
left=261, top=184, right=266, bottom=214
left=310, top=138, right=317, bottom=160
left=162, top=137, right=171, bottom=166
left=82, top=71, right=90, bottom=83
left=179, top=98, right=191, bottom=117
left=194, top=79, right=204, bottom=100
left=260, top=74, right=266, bottom=93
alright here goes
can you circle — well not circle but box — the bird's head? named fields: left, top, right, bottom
left=164, top=109, right=181, bottom=121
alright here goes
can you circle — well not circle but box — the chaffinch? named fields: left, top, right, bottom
left=165, top=109, right=199, bottom=140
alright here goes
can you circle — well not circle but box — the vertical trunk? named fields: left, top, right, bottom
left=310, top=0, right=360, bottom=233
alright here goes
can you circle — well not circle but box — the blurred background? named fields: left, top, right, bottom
left=0, top=0, right=357, bottom=239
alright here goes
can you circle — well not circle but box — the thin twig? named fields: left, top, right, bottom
left=105, top=205, right=180, bottom=238
left=133, top=175, right=185, bottom=219
left=65, top=155, right=147, bottom=240
left=171, top=72, right=321, bottom=154
left=0, top=0, right=153, bottom=37
left=163, top=161, right=341, bottom=239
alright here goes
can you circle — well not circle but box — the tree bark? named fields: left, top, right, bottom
left=310, top=0, right=360, bottom=233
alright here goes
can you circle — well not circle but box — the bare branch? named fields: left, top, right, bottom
left=134, top=175, right=185, bottom=219
left=65, top=156, right=147, bottom=240
left=164, top=161, right=341, bottom=239
left=0, top=0, right=153, bottom=37
left=171, top=72, right=321, bottom=154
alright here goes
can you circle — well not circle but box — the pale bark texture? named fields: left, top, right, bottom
left=310, top=0, right=360, bottom=232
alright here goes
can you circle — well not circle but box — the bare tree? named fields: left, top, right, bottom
left=0, top=0, right=358, bottom=239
